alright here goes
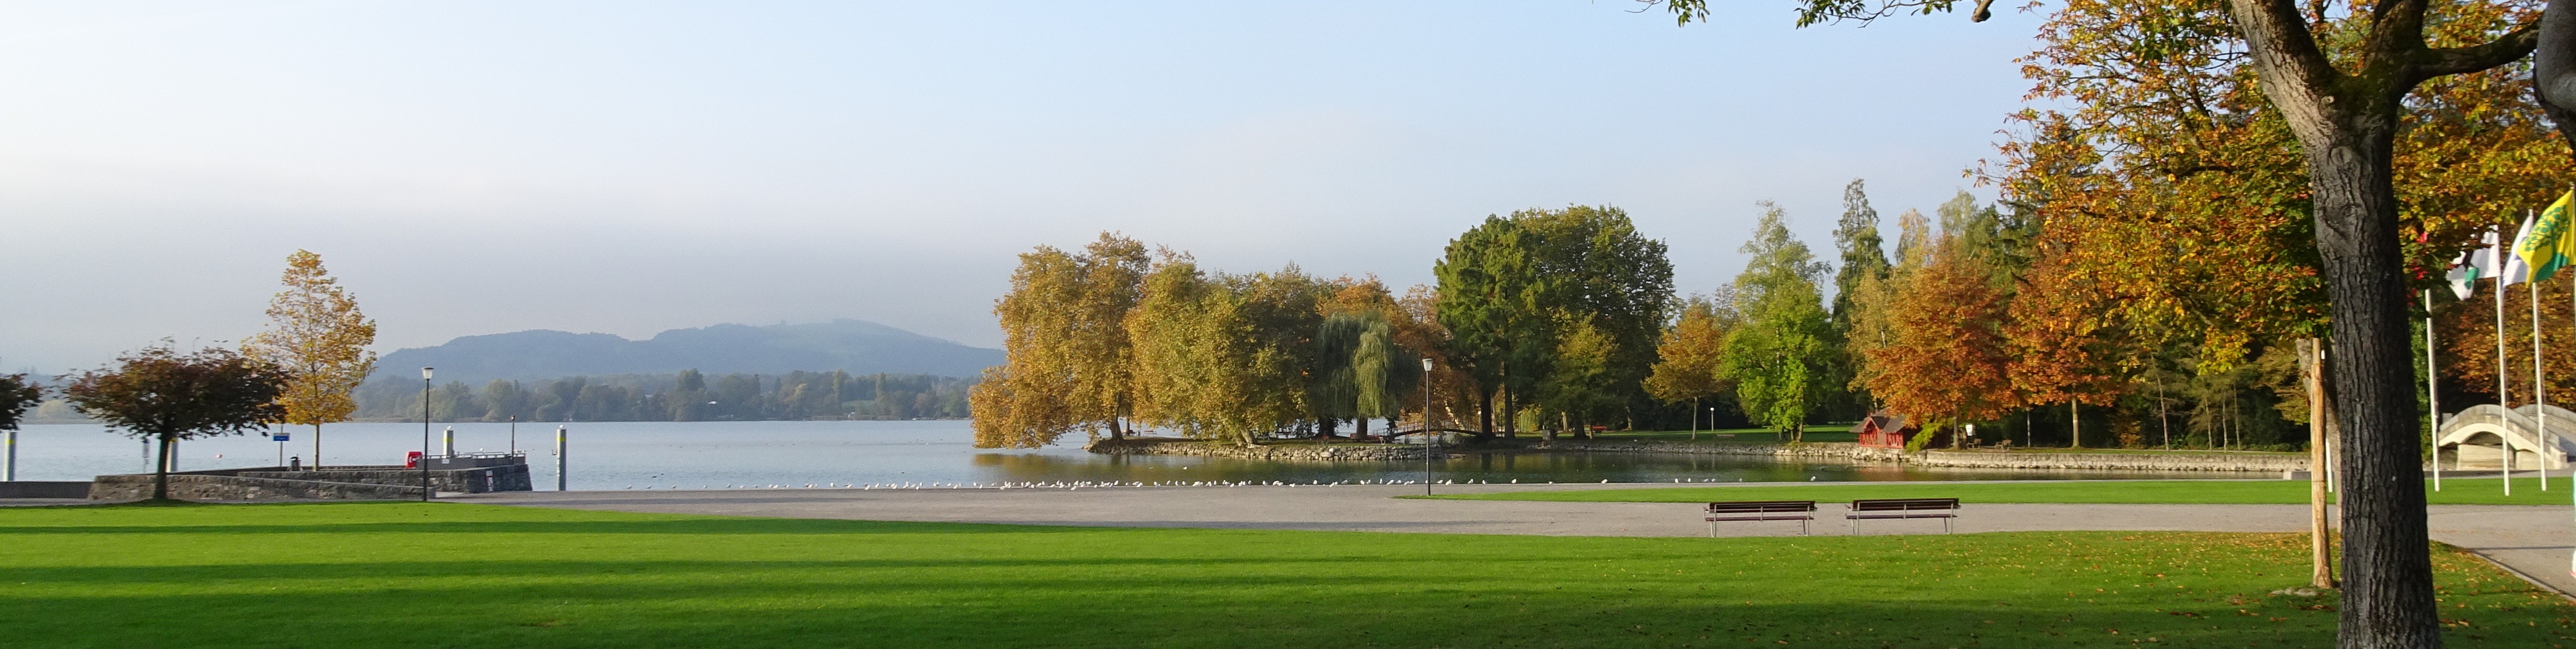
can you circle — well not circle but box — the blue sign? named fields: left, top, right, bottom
left=271, top=434, right=290, bottom=442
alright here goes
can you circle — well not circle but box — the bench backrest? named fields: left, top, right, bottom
left=1849, top=497, right=1960, bottom=512
left=1705, top=500, right=1818, bottom=514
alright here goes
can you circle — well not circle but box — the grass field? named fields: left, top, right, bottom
left=1, top=503, right=2568, bottom=647
left=1427, top=477, right=2576, bottom=506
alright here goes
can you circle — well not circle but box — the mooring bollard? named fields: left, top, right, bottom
left=555, top=425, right=568, bottom=492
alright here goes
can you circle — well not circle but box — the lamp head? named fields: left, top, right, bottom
left=1421, top=358, right=1433, bottom=372
left=421, top=367, right=435, bottom=380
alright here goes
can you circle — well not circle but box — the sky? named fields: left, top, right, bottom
left=0, top=1, right=2050, bottom=374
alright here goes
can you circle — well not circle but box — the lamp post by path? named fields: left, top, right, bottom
left=420, top=367, right=433, bottom=502
left=1422, top=357, right=1434, bottom=496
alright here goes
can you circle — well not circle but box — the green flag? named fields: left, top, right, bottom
left=2513, top=191, right=2576, bottom=283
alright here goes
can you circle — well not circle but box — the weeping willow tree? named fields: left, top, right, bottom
left=1312, top=311, right=1417, bottom=437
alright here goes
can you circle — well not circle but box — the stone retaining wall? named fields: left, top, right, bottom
left=89, top=474, right=425, bottom=501
left=1516, top=440, right=2305, bottom=472
left=1084, top=438, right=1442, bottom=461
left=240, top=464, right=531, bottom=493
left=1086, top=436, right=2305, bottom=472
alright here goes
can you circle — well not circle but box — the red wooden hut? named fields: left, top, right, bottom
left=1853, top=411, right=1918, bottom=448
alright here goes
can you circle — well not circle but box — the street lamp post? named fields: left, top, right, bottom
left=1422, top=357, right=1435, bottom=496
left=420, top=367, right=434, bottom=502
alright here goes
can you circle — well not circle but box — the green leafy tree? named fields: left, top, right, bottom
left=64, top=344, right=289, bottom=501
left=1436, top=206, right=1673, bottom=436
left=1540, top=316, right=1623, bottom=434
left=1828, top=180, right=1889, bottom=413
left=1521, top=206, right=1675, bottom=431
left=1312, top=309, right=1422, bottom=436
left=1719, top=203, right=1835, bottom=441
left=1433, top=216, right=1544, bottom=435
left=0, top=373, right=43, bottom=432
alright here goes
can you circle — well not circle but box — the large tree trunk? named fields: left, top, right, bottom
left=153, top=433, right=172, bottom=501
left=2307, top=127, right=2441, bottom=648
left=2536, top=0, right=2576, bottom=151
left=2209, top=2, right=2538, bottom=641
left=1477, top=386, right=1493, bottom=436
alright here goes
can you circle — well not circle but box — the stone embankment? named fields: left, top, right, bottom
left=1085, top=438, right=1443, bottom=460
left=89, top=474, right=426, bottom=501
left=1086, top=437, right=2306, bottom=472
left=1516, top=440, right=2306, bottom=473
left=87, top=460, right=535, bottom=502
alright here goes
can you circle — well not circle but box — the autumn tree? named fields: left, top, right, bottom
left=1845, top=209, right=1933, bottom=403
left=1125, top=259, right=1316, bottom=446
left=1718, top=203, right=1835, bottom=441
left=1655, top=0, right=2545, bottom=635
left=971, top=233, right=1150, bottom=448
left=64, top=345, right=288, bottom=500
left=1864, top=234, right=2015, bottom=448
left=1394, top=285, right=1477, bottom=432
left=1644, top=295, right=1738, bottom=430
left=242, top=250, right=377, bottom=469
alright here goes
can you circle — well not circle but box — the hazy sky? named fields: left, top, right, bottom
left=2, top=1, right=2047, bottom=373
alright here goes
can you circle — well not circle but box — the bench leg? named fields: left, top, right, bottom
left=1708, top=520, right=1715, bottom=538
left=1799, top=518, right=1808, bottom=536
left=1944, top=516, right=1951, bottom=534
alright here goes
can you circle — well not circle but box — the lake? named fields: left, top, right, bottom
left=5, top=421, right=2220, bottom=490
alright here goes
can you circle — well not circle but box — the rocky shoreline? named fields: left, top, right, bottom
left=1084, top=437, right=2307, bottom=473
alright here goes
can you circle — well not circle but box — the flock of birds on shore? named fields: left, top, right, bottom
left=615, top=477, right=1779, bottom=490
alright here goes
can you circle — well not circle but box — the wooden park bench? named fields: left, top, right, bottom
left=1846, top=498, right=1961, bottom=534
left=1704, top=500, right=1818, bottom=536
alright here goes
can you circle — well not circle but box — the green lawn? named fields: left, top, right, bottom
left=1428, top=477, right=2576, bottom=506
left=1, top=503, right=2568, bottom=647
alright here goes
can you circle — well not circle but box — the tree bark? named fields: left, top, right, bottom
left=2209, top=5, right=2508, bottom=637
left=1477, top=385, right=1494, bottom=436
left=2308, top=126, right=2441, bottom=649
left=2535, top=0, right=2576, bottom=151
left=154, top=432, right=172, bottom=501
left=2069, top=401, right=2081, bottom=449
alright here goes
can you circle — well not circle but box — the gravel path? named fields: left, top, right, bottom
left=457, top=482, right=2576, bottom=597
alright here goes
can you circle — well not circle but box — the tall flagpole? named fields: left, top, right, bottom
left=2497, top=228, right=2514, bottom=496
left=2533, top=270, right=2549, bottom=492
left=2428, top=289, right=2442, bottom=492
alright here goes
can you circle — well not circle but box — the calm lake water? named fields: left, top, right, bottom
left=6, top=421, right=2219, bottom=490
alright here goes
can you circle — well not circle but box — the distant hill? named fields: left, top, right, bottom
left=370, top=319, right=1002, bottom=385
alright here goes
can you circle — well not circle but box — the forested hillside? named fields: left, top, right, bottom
left=369, top=319, right=1001, bottom=385
left=354, top=370, right=971, bottom=422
